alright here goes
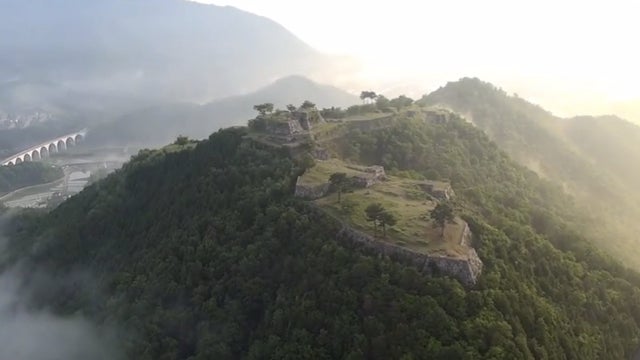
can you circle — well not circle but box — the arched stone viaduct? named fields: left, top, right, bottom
left=1, top=129, right=87, bottom=166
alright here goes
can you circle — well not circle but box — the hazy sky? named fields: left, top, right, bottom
left=194, top=0, right=640, bottom=118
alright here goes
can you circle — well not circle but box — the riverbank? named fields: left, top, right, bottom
left=0, top=176, right=67, bottom=208
left=0, top=176, right=66, bottom=201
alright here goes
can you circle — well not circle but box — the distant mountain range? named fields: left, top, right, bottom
left=0, top=0, right=326, bottom=111
left=86, top=75, right=359, bottom=147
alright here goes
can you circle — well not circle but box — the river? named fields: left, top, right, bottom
left=1, top=152, right=126, bottom=208
left=1, top=170, right=91, bottom=208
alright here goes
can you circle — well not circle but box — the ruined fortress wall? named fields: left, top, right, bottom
left=336, top=225, right=483, bottom=286
left=266, top=119, right=305, bottom=136
left=294, top=177, right=330, bottom=199
left=459, top=222, right=472, bottom=246
left=300, top=201, right=483, bottom=286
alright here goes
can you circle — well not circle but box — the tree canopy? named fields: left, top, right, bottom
left=4, top=114, right=640, bottom=359
left=365, top=202, right=396, bottom=238
left=430, top=202, right=454, bottom=237
left=376, top=95, right=391, bottom=110
left=329, top=172, right=349, bottom=203
left=360, top=90, right=377, bottom=104
left=253, top=103, right=274, bottom=115
left=389, top=95, right=414, bottom=109
left=301, top=100, right=316, bottom=110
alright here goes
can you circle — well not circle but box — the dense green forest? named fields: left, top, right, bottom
left=417, top=78, right=609, bottom=198
left=0, top=162, right=63, bottom=195
left=5, top=117, right=640, bottom=359
left=418, top=78, right=640, bottom=269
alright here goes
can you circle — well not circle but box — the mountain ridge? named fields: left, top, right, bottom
left=419, top=77, right=640, bottom=268
left=0, top=0, right=327, bottom=109
left=5, top=104, right=640, bottom=358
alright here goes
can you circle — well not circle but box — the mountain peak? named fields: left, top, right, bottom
left=0, top=0, right=323, bottom=102
left=271, top=75, right=319, bottom=86
left=247, top=76, right=358, bottom=108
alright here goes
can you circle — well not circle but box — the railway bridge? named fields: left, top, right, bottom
left=1, top=129, right=87, bottom=166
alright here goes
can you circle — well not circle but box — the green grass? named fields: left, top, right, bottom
left=311, top=122, right=340, bottom=133
left=298, top=158, right=364, bottom=185
left=162, top=142, right=198, bottom=153
left=314, top=173, right=468, bottom=258
left=310, top=122, right=344, bottom=141
left=342, top=112, right=391, bottom=122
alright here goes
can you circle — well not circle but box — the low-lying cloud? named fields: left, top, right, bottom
left=0, top=212, right=123, bottom=360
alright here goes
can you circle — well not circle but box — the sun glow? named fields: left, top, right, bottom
left=193, top=0, right=640, bottom=119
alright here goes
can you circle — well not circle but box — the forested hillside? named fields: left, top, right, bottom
left=418, top=78, right=603, bottom=193
left=563, top=114, right=640, bottom=193
left=4, top=114, right=640, bottom=358
left=419, top=78, right=640, bottom=268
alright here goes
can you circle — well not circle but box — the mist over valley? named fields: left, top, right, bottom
left=2, top=0, right=640, bottom=359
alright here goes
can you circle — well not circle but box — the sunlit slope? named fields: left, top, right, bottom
left=419, top=78, right=640, bottom=268
left=562, top=115, right=640, bottom=193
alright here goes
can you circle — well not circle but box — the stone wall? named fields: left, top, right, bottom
left=459, top=222, right=472, bottom=246
left=266, top=119, right=305, bottom=136
left=294, top=177, right=330, bottom=199
left=351, top=175, right=377, bottom=188
left=351, top=165, right=386, bottom=188
left=337, top=224, right=483, bottom=286
left=364, top=165, right=386, bottom=179
left=346, top=115, right=394, bottom=132
left=424, top=110, right=449, bottom=124
left=311, top=147, right=330, bottom=160
left=420, top=182, right=455, bottom=201
left=294, top=110, right=326, bottom=131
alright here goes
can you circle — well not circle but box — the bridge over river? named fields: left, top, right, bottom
left=1, top=129, right=87, bottom=166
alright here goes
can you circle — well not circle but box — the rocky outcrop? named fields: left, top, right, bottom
left=294, top=177, right=330, bottom=199
left=337, top=225, right=483, bottom=286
